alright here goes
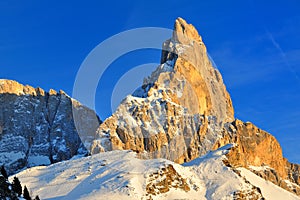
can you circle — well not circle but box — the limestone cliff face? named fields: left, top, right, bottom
left=91, top=18, right=234, bottom=162
left=0, top=80, right=100, bottom=174
left=92, top=93, right=222, bottom=163
left=213, top=120, right=300, bottom=195
left=160, top=18, right=234, bottom=122
left=91, top=18, right=300, bottom=196
left=213, top=120, right=287, bottom=178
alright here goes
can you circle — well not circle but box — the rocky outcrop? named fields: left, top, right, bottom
left=250, top=167, right=300, bottom=196
left=213, top=119, right=300, bottom=195
left=213, top=120, right=287, bottom=178
left=0, top=79, right=100, bottom=175
left=288, top=162, right=300, bottom=185
left=146, top=164, right=190, bottom=197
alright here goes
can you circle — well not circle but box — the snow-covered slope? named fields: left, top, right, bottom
left=11, top=145, right=299, bottom=200
left=239, top=168, right=300, bottom=200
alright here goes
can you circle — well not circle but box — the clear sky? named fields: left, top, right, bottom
left=1, top=1, right=300, bottom=162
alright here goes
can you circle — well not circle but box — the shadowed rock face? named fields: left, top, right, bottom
left=0, top=80, right=100, bottom=175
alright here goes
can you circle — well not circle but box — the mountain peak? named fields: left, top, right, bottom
left=173, top=17, right=202, bottom=44
left=93, top=18, right=235, bottom=162
left=160, top=17, right=234, bottom=122
left=0, top=79, right=62, bottom=97
left=0, top=79, right=37, bottom=96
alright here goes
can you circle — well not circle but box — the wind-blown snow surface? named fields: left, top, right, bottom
left=11, top=145, right=300, bottom=200
left=239, top=168, right=300, bottom=200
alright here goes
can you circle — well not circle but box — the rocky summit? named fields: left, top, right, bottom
left=91, top=18, right=234, bottom=161
left=90, top=18, right=300, bottom=196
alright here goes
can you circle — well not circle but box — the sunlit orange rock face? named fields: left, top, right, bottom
left=161, top=17, right=234, bottom=122
left=213, top=119, right=300, bottom=195
left=0, top=79, right=38, bottom=95
left=93, top=18, right=235, bottom=160
left=214, top=119, right=287, bottom=178
left=91, top=18, right=300, bottom=195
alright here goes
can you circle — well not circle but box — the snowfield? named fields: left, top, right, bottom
left=11, top=145, right=300, bottom=200
left=239, top=168, right=300, bottom=200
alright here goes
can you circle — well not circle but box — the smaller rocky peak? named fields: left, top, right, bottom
left=161, top=17, right=206, bottom=64
left=173, top=17, right=203, bottom=45
left=59, top=89, right=69, bottom=97
left=49, top=89, right=58, bottom=96
left=36, top=87, right=45, bottom=96
left=0, top=79, right=64, bottom=97
left=0, top=79, right=36, bottom=96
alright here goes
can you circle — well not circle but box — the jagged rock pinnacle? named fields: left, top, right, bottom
left=93, top=17, right=235, bottom=162
left=173, top=17, right=202, bottom=44
left=160, top=18, right=234, bottom=122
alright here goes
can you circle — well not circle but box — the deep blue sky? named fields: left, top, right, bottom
left=1, top=1, right=300, bottom=162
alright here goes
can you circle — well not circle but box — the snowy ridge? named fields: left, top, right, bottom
left=10, top=144, right=298, bottom=200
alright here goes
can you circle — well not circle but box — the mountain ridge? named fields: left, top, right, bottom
left=0, top=79, right=100, bottom=175
left=0, top=17, right=300, bottom=199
